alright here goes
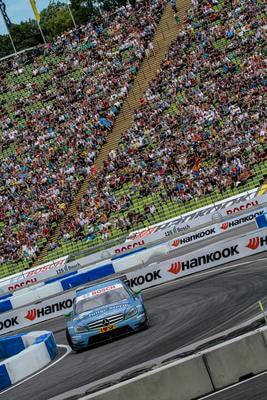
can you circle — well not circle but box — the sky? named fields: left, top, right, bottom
left=0, top=0, right=67, bottom=35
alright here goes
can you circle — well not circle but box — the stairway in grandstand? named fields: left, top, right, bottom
left=34, top=1, right=192, bottom=265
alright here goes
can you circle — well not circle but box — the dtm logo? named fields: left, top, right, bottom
left=25, top=309, right=37, bottom=321
left=131, top=227, right=157, bottom=240
left=220, top=222, right=229, bottom=230
left=246, top=236, right=267, bottom=250
left=168, top=262, right=181, bottom=275
left=171, top=239, right=180, bottom=248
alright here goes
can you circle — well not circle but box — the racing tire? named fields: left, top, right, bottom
left=66, top=329, right=83, bottom=353
left=142, top=312, right=149, bottom=330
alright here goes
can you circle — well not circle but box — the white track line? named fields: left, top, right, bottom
left=0, top=344, right=72, bottom=395
left=145, top=257, right=267, bottom=292
left=199, top=370, right=267, bottom=399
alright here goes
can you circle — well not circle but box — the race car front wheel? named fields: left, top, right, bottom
left=66, top=329, right=82, bottom=352
left=142, top=311, right=149, bottom=329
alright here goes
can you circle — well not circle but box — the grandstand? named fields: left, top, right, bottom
left=0, top=0, right=266, bottom=277
left=0, top=0, right=165, bottom=275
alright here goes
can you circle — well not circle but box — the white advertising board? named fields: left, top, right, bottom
left=125, top=229, right=267, bottom=291
left=68, top=239, right=146, bottom=269
left=0, top=256, right=70, bottom=295
left=167, top=208, right=266, bottom=252
left=0, top=290, right=76, bottom=335
left=68, top=192, right=266, bottom=268
left=128, top=191, right=266, bottom=243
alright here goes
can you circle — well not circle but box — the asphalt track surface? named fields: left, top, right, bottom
left=1, top=250, right=267, bottom=400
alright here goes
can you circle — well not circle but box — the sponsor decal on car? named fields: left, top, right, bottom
left=77, top=284, right=123, bottom=301
left=85, top=304, right=128, bottom=319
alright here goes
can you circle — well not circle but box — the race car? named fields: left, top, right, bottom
left=66, top=278, right=149, bottom=351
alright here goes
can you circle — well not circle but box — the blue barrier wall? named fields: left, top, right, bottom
left=0, top=333, right=26, bottom=359
left=61, top=263, right=115, bottom=291
left=0, top=331, right=58, bottom=391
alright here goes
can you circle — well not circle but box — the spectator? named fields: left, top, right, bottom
left=58, top=0, right=266, bottom=248
left=0, top=0, right=165, bottom=265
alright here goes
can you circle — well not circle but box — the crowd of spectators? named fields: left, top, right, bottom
left=60, top=0, right=266, bottom=244
left=0, top=0, right=165, bottom=264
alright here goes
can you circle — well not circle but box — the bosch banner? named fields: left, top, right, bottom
left=0, top=256, right=70, bottom=295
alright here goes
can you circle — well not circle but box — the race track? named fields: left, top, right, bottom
left=1, top=252, right=266, bottom=400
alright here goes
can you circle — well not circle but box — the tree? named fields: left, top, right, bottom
left=100, top=0, right=128, bottom=12
left=40, top=3, right=73, bottom=41
left=0, top=34, right=13, bottom=58
left=70, top=0, right=93, bottom=25
left=9, top=20, right=42, bottom=52
left=0, top=0, right=129, bottom=59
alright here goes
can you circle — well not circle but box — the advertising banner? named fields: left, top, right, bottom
left=125, top=230, right=267, bottom=291
left=1, top=229, right=266, bottom=335
left=128, top=191, right=266, bottom=243
left=0, top=256, right=70, bottom=295
left=64, top=192, right=267, bottom=269
left=0, top=290, right=75, bottom=335
left=167, top=208, right=266, bottom=251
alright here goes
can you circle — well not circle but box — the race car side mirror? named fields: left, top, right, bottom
left=134, top=289, right=142, bottom=295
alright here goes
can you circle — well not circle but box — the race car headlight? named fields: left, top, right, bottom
left=125, top=306, right=138, bottom=319
left=74, top=325, right=87, bottom=333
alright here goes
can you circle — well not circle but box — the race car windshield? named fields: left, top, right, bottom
left=74, top=287, right=129, bottom=314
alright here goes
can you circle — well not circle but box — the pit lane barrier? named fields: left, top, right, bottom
left=80, top=326, right=267, bottom=400
left=0, top=207, right=265, bottom=315
left=0, top=330, right=58, bottom=391
left=0, top=228, right=266, bottom=335
left=0, top=191, right=265, bottom=300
